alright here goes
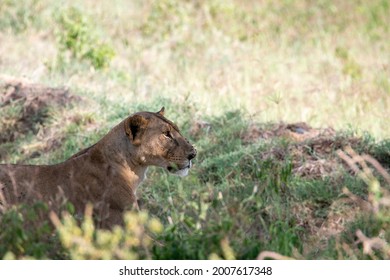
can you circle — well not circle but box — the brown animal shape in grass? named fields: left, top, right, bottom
left=0, top=108, right=197, bottom=228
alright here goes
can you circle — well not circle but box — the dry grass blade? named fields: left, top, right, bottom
left=342, top=187, right=372, bottom=211
left=49, top=211, right=61, bottom=227
left=338, top=147, right=390, bottom=259
left=361, top=155, right=390, bottom=185
left=355, top=230, right=389, bottom=257
left=257, top=251, right=295, bottom=260
left=337, top=148, right=368, bottom=179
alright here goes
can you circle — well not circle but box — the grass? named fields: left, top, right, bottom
left=1, top=0, right=390, bottom=259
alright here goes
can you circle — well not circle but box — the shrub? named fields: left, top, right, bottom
left=51, top=205, right=163, bottom=260
left=0, top=202, right=63, bottom=259
left=55, top=6, right=115, bottom=70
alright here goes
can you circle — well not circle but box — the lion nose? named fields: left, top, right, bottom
left=188, top=149, right=197, bottom=160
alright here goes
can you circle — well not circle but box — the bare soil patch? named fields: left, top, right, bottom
left=0, top=80, right=79, bottom=160
left=243, top=122, right=362, bottom=179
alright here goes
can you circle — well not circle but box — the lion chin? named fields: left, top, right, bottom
left=174, top=168, right=189, bottom=177
left=168, top=160, right=192, bottom=177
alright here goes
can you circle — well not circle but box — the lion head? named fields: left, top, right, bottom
left=124, top=107, right=197, bottom=177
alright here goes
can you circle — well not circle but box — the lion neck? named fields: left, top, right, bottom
left=71, top=121, right=148, bottom=190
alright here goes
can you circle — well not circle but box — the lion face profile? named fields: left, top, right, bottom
left=0, top=107, right=197, bottom=228
left=125, top=107, right=197, bottom=177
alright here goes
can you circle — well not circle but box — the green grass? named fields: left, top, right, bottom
left=1, top=0, right=390, bottom=260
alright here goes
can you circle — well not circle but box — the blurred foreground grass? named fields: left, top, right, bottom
left=0, top=0, right=389, bottom=259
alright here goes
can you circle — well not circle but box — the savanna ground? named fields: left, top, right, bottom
left=0, top=0, right=389, bottom=260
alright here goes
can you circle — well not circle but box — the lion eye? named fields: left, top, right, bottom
left=163, top=131, right=173, bottom=139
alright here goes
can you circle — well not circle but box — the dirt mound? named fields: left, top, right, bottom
left=244, top=122, right=362, bottom=179
left=0, top=81, right=80, bottom=160
left=242, top=122, right=337, bottom=144
left=0, top=81, right=78, bottom=144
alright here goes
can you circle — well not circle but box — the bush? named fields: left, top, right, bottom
left=51, top=205, right=163, bottom=260
left=55, top=6, right=115, bottom=70
left=0, top=202, right=63, bottom=259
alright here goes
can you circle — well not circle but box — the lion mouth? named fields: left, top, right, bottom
left=167, top=161, right=192, bottom=177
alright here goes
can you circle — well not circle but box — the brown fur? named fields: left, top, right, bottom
left=0, top=108, right=196, bottom=228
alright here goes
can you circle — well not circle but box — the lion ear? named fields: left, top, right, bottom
left=125, top=115, right=149, bottom=145
left=157, top=107, right=165, bottom=116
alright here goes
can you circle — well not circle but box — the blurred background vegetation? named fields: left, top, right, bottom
left=0, top=0, right=389, bottom=259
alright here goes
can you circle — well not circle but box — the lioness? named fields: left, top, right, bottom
left=0, top=107, right=196, bottom=227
